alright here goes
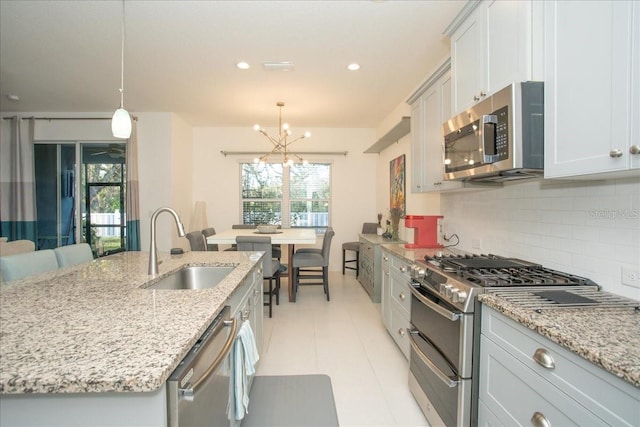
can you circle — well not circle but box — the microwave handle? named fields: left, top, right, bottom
left=481, top=114, right=499, bottom=164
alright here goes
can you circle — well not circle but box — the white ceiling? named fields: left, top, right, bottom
left=0, top=0, right=464, bottom=128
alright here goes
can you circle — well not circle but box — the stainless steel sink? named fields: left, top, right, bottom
left=145, top=266, right=235, bottom=290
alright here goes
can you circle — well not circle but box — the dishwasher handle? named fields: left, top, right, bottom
left=179, top=316, right=238, bottom=401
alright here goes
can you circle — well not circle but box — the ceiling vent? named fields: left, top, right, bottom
left=262, top=62, right=295, bottom=72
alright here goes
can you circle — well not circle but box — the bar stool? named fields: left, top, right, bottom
left=342, top=222, right=378, bottom=277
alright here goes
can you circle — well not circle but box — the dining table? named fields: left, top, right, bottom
left=206, top=228, right=317, bottom=302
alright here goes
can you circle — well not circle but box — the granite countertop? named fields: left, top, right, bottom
left=479, top=293, right=640, bottom=388
left=0, top=251, right=261, bottom=395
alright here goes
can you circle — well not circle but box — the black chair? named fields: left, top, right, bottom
left=236, top=235, right=281, bottom=318
left=186, top=231, right=206, bottom=251
left=342, top=222, right=378, bottom=277
left=201, top=227, right=219, bottom=251
left=292, top=227, right=335, bottom=302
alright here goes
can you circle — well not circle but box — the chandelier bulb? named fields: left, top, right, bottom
left=282, top=123, right=290, bottom=131
left=304, top=131, right=311, bottom=139
left=253, top=124, right=261, bottom=132
left=302, top=159, right=309, bottom=165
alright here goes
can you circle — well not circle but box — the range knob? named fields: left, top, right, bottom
left=445, top=285, right=455, bottom=299
left=452, top=290, right=468, bottom=303
left=440, top=283, right=451, bottom=294
left=412, top=266, right=426, bottom=278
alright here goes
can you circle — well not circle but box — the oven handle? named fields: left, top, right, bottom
left=409, top=284, right=461, bottom=321
left=408, top=329, right=459, bottom=388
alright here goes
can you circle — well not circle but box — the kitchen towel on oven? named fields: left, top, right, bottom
left=232, top=320, right=260, bottom=420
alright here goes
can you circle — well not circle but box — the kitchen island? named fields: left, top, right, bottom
left=0, top=251, right=262, bottom=426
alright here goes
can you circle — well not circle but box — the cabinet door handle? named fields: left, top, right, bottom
left=630, top=145, right=640, bottom=155
left=479, top=90, right=487, bottom=97
left=532, top=348, right=555, bottom=369
left=531, top=411, right=551, bottom=427
left=433, top=181, right=442, bottom=186
left=398, top=292, right=406, bottom=301
left=609, top=148, right=623, bottom=158
left=399, top=266, right=407, bottom=273
left=398, top=328, right=406, bottom=336
left=473, top=95, right=481, bottom=101
left=383, top=256, right=389, bottom=261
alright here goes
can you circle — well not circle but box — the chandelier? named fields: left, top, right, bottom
left=253, top=102, right=311, bottom=166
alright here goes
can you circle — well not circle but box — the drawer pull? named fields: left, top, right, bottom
left=531, top=411, right=550, bottom=427
left=399, top=266, right=407, bottom=273
left=398, top=292, right=406, bottom=301
left=398, top=328, right=405, bottom=336
left=532, top=348, right=555, bottom=369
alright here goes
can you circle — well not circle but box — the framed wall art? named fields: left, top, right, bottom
left=389, top=154, right=405, bottom=214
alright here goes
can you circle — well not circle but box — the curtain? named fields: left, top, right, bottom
left=0, top=117, right=37, bottom=242
left=125, top=120, right=141, bottom=251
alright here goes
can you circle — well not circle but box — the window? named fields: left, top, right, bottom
left=241, top=162, right=331, bottom=228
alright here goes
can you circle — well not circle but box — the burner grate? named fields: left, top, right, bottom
left=487, top=287, right=640, bottom=310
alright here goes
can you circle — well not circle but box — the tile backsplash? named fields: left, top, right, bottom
left=440, top=176, right=640, bottom=299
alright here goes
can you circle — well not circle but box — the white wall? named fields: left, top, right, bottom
left=440, top=176, right=640, bottom=299
left=374, top=128, right=440, bottom=244
left=191, top=126, right=377, bottom=269
left=169, top=114, right=193, bottom=251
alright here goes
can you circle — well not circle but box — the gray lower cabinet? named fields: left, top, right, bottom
left=358, top=235, right=403, bottom=303
left=358, top=236, right=378, bottom=301
left=381, top=248, right=412, bottom=359
left=479, top=305, right=640, bottom=427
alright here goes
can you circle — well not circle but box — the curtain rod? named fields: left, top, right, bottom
left=221, top=150, right=348, bottom=156
left=2, top=116, right=138, bottom=121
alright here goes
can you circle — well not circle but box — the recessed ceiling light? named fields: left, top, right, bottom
left=347, top=63, right=360, bottom=71
left=236, top=61, right=250, bottom=70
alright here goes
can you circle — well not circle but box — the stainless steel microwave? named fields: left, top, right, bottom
left=442, top=82, right=544, bottom=182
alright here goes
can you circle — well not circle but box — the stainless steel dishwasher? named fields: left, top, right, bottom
left=167, top=306, right=237, bottom=427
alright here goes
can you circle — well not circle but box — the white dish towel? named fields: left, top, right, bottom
left=233, top=320, right=260, bottom=420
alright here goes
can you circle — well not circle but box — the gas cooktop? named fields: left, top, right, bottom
left=423, top=254, right=597, bottom=288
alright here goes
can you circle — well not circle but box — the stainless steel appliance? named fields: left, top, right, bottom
left=407, top=254, right=599, bottom=427
left=167, top=306, right=237, bottom=427
left=442, top=82, right=544, bottom=182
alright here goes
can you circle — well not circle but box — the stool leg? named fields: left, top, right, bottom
left=342, top=249, right=346, bottom=275
left=356, top=251, right=360, bottom=278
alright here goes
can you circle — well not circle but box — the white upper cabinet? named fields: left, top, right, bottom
left=544, top=0, right=640, bottom=178
left=409, top=61, right=462, bottom=193
left=447, top=0, right=539, bottom=115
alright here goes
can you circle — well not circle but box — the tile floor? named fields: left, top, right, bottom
left=256, top=272, right=429, bottom=427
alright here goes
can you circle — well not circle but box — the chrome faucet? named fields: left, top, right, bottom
left=148, top=207, right=186, bottom=275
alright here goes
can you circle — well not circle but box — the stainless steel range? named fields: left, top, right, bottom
left=407, top=253, right=600, bottom=427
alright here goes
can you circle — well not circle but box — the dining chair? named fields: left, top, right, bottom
left=292, top=227, right=335, bottom=302
left=236, top=235, right=281, bottom=318
left=342, top=222, right=378, bottom=277
left=224, top=224, right=256, bottom=252
left=0, top=249, right=59, bottom=282
left=54, top=243, right=94, bottom=268
left=201, top=228, right=219, bottom=251
left=186, top=231, right=207, bottom=251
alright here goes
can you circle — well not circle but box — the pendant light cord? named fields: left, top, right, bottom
left=119, top=0, right=126, bottom=108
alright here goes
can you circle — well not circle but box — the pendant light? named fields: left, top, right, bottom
left=111, top=0, right=132, bottom=139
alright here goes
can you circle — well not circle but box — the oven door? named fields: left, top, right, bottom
left=409, top=283, right=474, bottom=376
left=408, top=283, right=474, bottom=427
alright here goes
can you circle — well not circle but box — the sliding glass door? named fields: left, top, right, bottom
left=34, top=142, right=127, bottom=256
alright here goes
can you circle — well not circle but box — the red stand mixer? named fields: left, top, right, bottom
left=404, top=215, right=443, bottom=248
